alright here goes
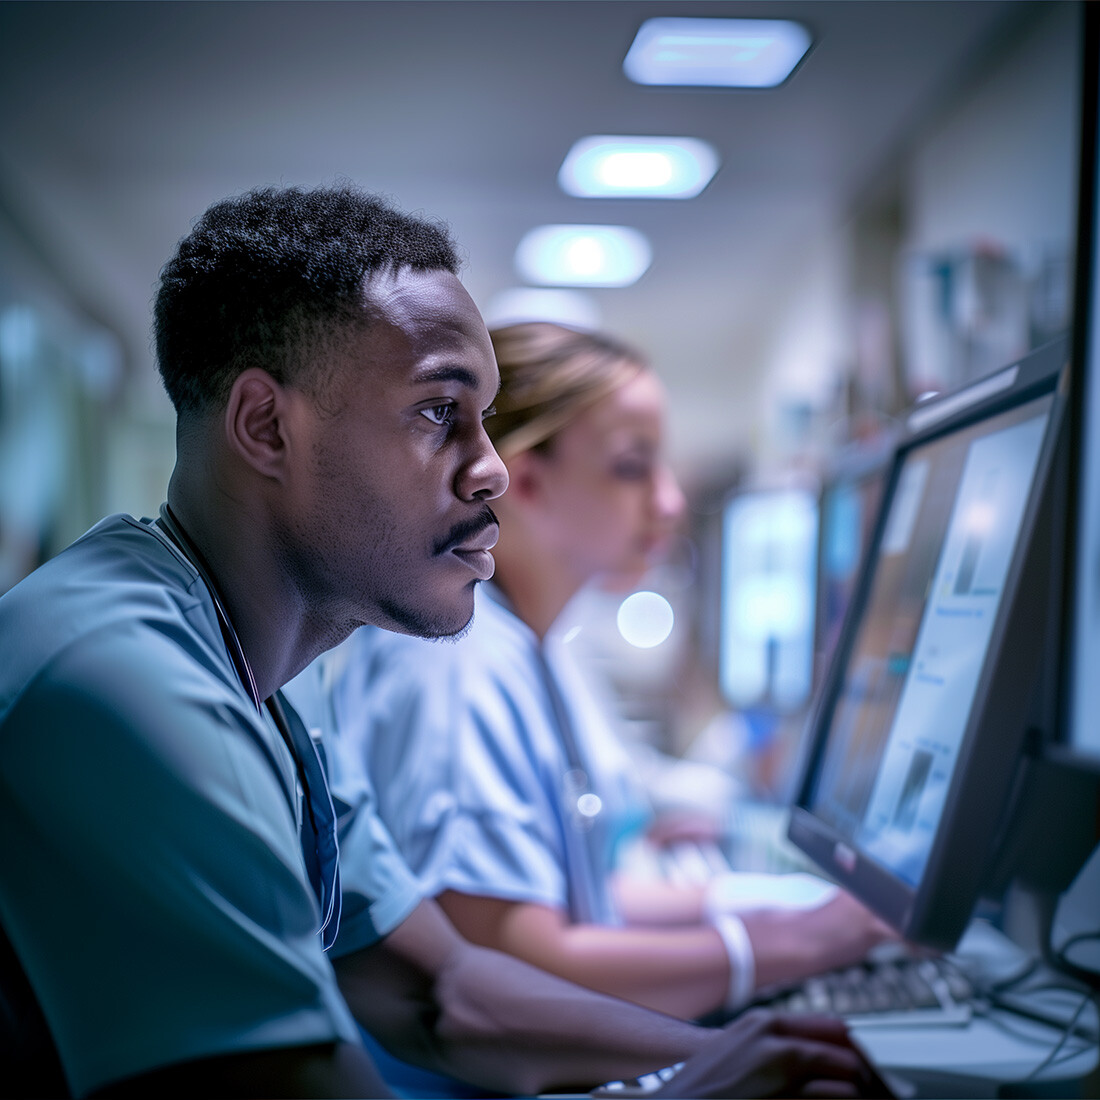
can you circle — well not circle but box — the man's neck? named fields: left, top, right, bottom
left=165, top=476, right=320, bottom=702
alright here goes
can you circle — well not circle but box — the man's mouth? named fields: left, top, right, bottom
left=435, top=507, right=500, bottom=580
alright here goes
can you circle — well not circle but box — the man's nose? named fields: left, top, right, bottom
left=460, top=429, right=509, bottom=502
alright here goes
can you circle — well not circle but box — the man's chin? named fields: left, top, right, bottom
left=378, top=588, right=476, bottom=641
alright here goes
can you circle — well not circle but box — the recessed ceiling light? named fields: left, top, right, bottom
left=515, top=225, right=652, bottom=288
left=624, top=17, right=812, bottom=88
left=559, top=135, right=719, bottom=199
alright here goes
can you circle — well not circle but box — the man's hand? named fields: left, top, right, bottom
left=650, top=1010, right=895, bottom=1099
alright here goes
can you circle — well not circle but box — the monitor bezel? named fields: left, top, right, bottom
left=1054, top=1, right=1100, bottom=775
left=788, top=336, right=1071, bottom=951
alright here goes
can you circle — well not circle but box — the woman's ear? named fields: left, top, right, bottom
left=503, top=449, right=545, bottom=506
left=224, top=368, right=290, bottom=480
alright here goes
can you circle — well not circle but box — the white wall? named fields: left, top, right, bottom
left=905, top=2, right=1080, bottom=257
left=751, top=1, right=1081, bottom=475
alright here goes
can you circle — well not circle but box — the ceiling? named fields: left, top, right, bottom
left=0, top=0, right=1030, bottom=483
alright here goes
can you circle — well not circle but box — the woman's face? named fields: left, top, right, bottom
left=526, top=367, right=685, bottom=590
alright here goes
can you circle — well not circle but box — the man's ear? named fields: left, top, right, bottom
left=224, top=368, right=290, bottom=480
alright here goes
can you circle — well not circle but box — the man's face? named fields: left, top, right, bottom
left=283, top=268, right=508, bottom=639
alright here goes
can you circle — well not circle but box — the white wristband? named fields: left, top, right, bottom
left=710, top=911, right=755, bottom=1013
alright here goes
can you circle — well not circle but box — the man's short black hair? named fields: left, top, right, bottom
left=154, top=183, right=461, bottom=414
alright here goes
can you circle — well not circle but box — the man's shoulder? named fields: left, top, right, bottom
left=0, top=515, right=290, bottom=818
left=2, top=513, right=194, bottom=608
left=0, top=513, right=215, bottom=724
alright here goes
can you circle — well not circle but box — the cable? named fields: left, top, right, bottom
left=987, top=988, right=1099, bottom=1045
left=984, top=956, right=1042, bottom=994
left=1052, top=929, right=1100, bottom=991
left=1057, top=930, right=1100, bottom=954
left=1055, top=929, right=1100, bottom=964
left=1019, top=988, right=1098, bottom=1083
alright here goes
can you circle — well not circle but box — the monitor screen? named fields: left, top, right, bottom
left=814, top=445, right=891, bottom=687
left=789, top=337, right=1069, bottom=949
left=718, top=486, right=818, bottom=714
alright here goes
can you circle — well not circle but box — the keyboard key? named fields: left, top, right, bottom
left=759, top=955, right=974, bottom=1026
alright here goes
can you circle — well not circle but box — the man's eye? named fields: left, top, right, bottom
left=421, top=404, right=455, bottom=426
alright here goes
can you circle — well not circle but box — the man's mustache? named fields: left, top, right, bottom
left=434, top=507, right=500, bottom=555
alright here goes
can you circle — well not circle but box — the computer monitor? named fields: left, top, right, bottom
left=788, top=336, right=1070, bottom=952
left=814, top=440, right=893, bottom=690
left=1061, top=1, right=1100, bottom=770
left=718, top=485, right=819, bottom=715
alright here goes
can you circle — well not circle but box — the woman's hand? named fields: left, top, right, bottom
left=742, top=892, right=899, bottom=991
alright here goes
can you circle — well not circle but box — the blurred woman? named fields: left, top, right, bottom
left=328, top=322, right=891, bottom=1020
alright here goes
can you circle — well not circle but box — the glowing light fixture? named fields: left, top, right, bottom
left=559, top=136, right=719, bottom=199
left=624, top=17, right=812, bottom=88
left=515, top=224, right=652, bottom=288
left=617, top=590, right=675, bottom=649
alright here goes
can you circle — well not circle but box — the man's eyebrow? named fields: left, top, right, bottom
left=412, top=364, right=502, bottom=399
left=412, top=365, right=480, bottom=388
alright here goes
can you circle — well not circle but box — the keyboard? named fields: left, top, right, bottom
left=759, top=953, right=975, bottom=1027
left=658, top=839, right=734, bottom=882
left=595, top=956, right=964, bottom=1098
left=594, top=1063, right=684, bottom=1097
left=653, top=840, right=976, bottom=1027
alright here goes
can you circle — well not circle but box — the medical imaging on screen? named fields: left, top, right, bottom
left=807, top=395, right=1052, bottom=888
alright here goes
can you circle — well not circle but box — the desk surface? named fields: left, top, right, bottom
left=619, top=809, right=1098, bottom=1097
left=853, top=920, right=1098, bottom=1095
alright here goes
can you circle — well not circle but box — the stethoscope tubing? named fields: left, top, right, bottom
left=154, top=503, right=339, bottom=945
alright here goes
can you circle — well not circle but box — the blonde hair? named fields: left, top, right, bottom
left=487, top=323, right=646, bottom=460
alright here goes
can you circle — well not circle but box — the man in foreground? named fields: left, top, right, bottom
left=0, top=183, right=888, bottom=1098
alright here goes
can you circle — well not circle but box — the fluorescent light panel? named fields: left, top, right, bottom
left=624, top=17, right=812, bottom=88
left=515, top=225, right=652, bottom=288
left=559, top=135, right=719, bottom=199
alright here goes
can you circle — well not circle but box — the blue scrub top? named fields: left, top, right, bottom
left=331, top=585, right=652, bottom=927
left=0, top=515, right=360, bottom=1097
left=283, top=654, right=424, bottom=954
